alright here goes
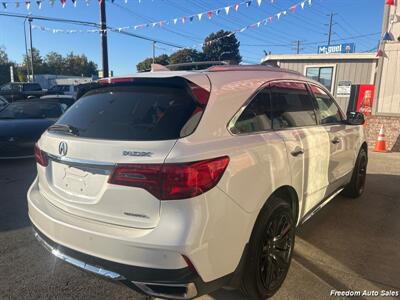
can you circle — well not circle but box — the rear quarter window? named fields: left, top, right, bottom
left=55, top=84, right=202, bottom=140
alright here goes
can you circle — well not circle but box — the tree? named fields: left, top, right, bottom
left=45, top=52, right=64, bottom=75
left=202, top=30, right=241, bottom=64
left=136, top=54, right=169, bottom=72
left=63, top=52, right=97, bottom=76
left=0, top=47, right=17, bottom=85
left=169, top=49, right=204, bottom=64
left=22, top=47, right=48, bottom=74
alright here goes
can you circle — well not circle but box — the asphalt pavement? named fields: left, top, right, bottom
left=0, top=152, right=399, bottom=300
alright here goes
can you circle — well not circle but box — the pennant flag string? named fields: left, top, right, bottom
left=31, top=0, right=315, bottom=50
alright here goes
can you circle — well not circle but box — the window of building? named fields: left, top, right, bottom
left=310, top=84, right=343, bottom=124
left=269, top=81, right=317, bottom=129
left=305, top=66, right=334, bottom=91
left=233, top=88, right=272, bottom=134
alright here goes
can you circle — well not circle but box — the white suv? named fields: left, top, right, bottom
left=28, top=65, right=367, bottom=299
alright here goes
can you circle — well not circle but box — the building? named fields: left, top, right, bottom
left=32, top=74, right=94, bottom=90
left=261, top=3, right=400, bottom=152
left=261, top=53, right=378, bottom=112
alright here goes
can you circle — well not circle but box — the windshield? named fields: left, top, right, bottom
left=55, top=83, right=202, bottom=140
left=0, top=102, right=63, bottom=119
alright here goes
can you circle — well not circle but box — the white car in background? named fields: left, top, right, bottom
left=28, top=65, right=367, bottom=299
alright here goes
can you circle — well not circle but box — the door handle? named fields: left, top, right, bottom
left=331, top=137, right=340, bottom=144
left=291, top=147, right=304, bottom=157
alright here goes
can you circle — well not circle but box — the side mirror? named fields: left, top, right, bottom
left=346, top=111, right=365, bottom=125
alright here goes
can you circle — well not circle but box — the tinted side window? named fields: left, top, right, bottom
left=233, top=88, right=272, bottom=134
left=24, top=83, right=42, bottom=91
left=269, top=82, right=317, bottom=129
left=310, top=85, right=343, bottom=124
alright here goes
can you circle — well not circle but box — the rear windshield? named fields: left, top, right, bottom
left=53, top=84, right=202, bottom=141
left=0, top=102, right=62, bottom=119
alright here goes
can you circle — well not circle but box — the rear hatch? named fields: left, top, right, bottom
left=36, top=76, right=210, bottom=228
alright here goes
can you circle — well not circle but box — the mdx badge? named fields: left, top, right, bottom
left=59, top=141, right=68, bottom=156
left=123, top=151, right=153, bottom=157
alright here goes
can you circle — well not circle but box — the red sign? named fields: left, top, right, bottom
left=356, top=84, right=375, bottom=116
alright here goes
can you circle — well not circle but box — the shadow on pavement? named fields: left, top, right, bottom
left=0, top=158, right=36, bottom=232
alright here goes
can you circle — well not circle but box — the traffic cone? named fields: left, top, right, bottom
left=374, top=125, right=387, bottom=152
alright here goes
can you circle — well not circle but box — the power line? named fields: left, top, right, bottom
left=0, top=11, right=187, bottom=48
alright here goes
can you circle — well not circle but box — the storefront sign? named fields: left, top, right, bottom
left=336, top=81, right=352, bottom=97
left=318, top=43, right=355, bottom=54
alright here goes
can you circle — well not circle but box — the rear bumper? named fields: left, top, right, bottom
left=28, top=174, right=252, bottom=297
left=32, top=225, right=209, bottom=299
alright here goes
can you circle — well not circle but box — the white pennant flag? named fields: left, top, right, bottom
left=239, top=26, right=247, bottom=32
left=276, top=12, right=281, bottom=19
left=300, top=1, right=305, bottom=9
left=224, top=6, right=230, bottom=15
left=173, top=18, right=178, bottom=24
left=308, top=0, right=312, bottom=5
left=257, top=0, right=262, bottom=6
left=283, top=10, right=287, bottom=15
left=257, top=21, right=261, bottom=27
left=198, top=13, right=203, bottom=20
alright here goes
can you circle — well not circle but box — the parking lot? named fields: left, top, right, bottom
left=0, top=152, right=399, bottom=300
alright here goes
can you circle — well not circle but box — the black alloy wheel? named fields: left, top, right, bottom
left=259, top=212, right=294, bottom=292
left=241, top=196, right=295, bottom=299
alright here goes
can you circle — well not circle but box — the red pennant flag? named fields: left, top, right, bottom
left=234, top=3, right=239, bottom=11
left=182, top=16, right=186, bottom=24
left=376, top=49, right=384, bottom=57
left=207, top=11, right=212, bottom=19
left=386, top=0, right=394, bottom=5
left=268, top=16, right=273, bottom=23
left=60, top=0, right=66, bottom=7
left=289, top=5, right=297, bottom=12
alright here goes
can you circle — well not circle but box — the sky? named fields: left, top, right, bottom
left=0, top=0, right=384, bottom=75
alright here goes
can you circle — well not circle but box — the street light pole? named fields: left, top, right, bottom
left=100, top=0, right=109, bottom=78
left=23, top=17, right=31, bottom=82
left=152, top=41, right=156, bottom=64
left=28, top=17, right=34, bottom=82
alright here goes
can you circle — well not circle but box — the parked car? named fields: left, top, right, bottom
left=39, top=95, right=76, bottom=109
left=0, top=96, right=8, bottom=111
left=0, top=82, right=46, bottom=102
left=0, top=100, right=65, bottom=158
left=47, top=84, right=78, bottom=97
left=28, top=65, right=367, bottom=300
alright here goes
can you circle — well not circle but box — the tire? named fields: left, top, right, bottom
left=241, top=195, right=295, bottom=299
left=343, top=148, right=368, bottom=198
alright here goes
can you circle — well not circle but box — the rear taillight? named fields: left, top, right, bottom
left=108, top=156, right=229, bottom=200
left=34, top=143, right=48, bottom=167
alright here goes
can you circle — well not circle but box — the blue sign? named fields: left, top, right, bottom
left=318, top=43, right=355, bottom=54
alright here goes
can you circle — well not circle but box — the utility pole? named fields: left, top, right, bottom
left=28, top=17, right=34, bottom=82
left=326, top=12, right=336, bottom=46
left=100, top=0, right=109, bottom=78
left=292, top=40, right=304, bottom=54
left=152, top=41, right=156, bottom=64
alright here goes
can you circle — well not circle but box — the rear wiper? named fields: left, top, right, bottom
left=48, top=123, right=80, bottom=136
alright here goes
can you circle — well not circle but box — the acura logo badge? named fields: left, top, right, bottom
left=59, top=141, right=68, bottom=156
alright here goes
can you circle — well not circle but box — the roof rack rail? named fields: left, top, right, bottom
left=207, top=64, right=302, bottom=75
left=166, top=61, right=230, bottom=71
